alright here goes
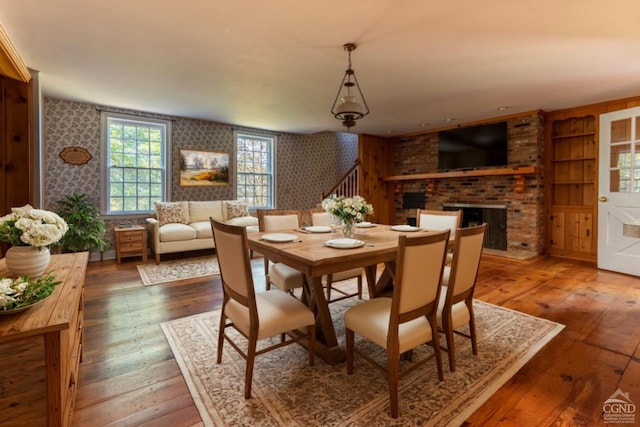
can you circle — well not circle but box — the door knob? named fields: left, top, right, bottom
left=599, top=196, right=608, bottom=202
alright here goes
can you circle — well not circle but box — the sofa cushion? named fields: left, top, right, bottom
left=155, top=202, right=187, bottom=226
left=189, top=201, right=224, bottom=223
left=225, top=216, right=259, bottom=227
left=159, top=223, right=197, bottom=242
left=190, top=221, right=214, bottom=239
left=224, top=201, right=249, bottom=220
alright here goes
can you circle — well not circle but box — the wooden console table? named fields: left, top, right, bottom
left=0, top=252, right=88, bottom=426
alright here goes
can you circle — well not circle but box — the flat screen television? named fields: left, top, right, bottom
left=437, top=121, right=508, bottom=171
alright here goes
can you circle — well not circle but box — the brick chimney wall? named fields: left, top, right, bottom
left=392, top=112, right=545, bottom=259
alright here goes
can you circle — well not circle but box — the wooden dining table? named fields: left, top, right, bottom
left=247, top=224, right=442, bottom=365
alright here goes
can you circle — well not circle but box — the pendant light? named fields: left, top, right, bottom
left=331, top=43, right=370, bottom=131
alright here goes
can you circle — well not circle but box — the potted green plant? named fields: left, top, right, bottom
left=55, top=193, right=108, bottom=253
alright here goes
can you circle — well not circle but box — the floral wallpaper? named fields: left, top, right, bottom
left=43, top=98, right=358, bottom=251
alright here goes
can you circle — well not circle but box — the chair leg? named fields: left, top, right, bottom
left=388, top=350, right=400, bottom=418
left=244, top=336, right=257, bottom=399
left=216, top=311, right=226, bottom=364
left=325, top=274, right=333, bottom=301
left=357, top=275, right=363, bottom=299
left=444, top=315, right=456, bottom=372
left=430, top=316, right=444, bottom=381
left=467, top=300, right=478, bottom=355
left=264, top=255, right=271, bottom=291
left=346, top=328, right=354, bottom=374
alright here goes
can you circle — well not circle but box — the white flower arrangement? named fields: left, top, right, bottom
left=0, top=204, right=68, bottom=248
left=321, top=195, right=374, bottom=223
left=0, top=273, right=60, bottom=311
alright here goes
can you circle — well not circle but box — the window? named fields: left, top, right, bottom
left=235, top=131, right=275, bottom=209
left=101, top=113, right=170, bottom=214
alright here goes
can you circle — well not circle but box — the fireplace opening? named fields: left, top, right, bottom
left=443, top=203, right=507, bottom=250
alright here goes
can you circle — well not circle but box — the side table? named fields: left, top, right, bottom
left=114, top=225, right=147, bottom=264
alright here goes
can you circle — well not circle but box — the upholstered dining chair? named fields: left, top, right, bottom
left=416, top=208, right=462, bottom=239
left=344, top=230, right=450, bottom=419
left=417, top=209, right=462, bottom=264
left=210, top=218, right=315, bottom=399
left=309, top=209, right=364, bottom=302
left=437, top=223, right=487, bottom=372
left=256, top=209, right=305, bottom=294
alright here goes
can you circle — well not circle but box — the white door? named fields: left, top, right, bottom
left=598, top=107, right=640, bottom=276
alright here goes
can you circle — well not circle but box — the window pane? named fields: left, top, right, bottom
left=105, top=115, right=168, bottom=214
left=236, top=133, right=274, bottom=209
left=611, top=119, right=631, bottom=143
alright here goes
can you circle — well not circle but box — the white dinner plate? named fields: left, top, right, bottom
left=305, top=226, right=332, bottom=233
left=355, top=222, right=375, bottom=228
left=261, top=233, right=298, bottom=243
left=391, top=225, right=421, bottom=232
left=324, top=238, right=365, bottom=249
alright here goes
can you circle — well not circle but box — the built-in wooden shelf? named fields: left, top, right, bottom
left=384, top=166, right=542, bottom=193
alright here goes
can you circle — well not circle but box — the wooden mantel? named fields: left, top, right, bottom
left=383, top=166, right=543, bottom=193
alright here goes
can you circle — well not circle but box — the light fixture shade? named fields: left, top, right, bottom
left=331, top=43, right=369, bottom=131
left=334, top=96, right=364, bottom=117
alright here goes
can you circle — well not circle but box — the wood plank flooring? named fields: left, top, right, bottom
left=2, top=252, right=639, bottom=426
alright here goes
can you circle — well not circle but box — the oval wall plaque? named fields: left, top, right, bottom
left=59, top=146, right=92, bottom=165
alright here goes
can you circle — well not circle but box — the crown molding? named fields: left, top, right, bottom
left=0, top=24, right=30, bottom=82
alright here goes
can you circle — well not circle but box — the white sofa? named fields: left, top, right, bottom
left=146, top=200, right=258, bottom=263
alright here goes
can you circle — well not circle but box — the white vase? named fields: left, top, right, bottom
left=5, top=246, right=51, bottom=278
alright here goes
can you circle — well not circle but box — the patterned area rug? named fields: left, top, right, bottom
left=161, top=285, right=564, bottom=426
left=137, top=256, right=220, bottom=286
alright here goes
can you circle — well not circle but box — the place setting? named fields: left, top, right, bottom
left=323, top=238, right=367, bottom=249
left=389, top=224, right=422, bottom=232
left=259, top=233, right=302, bottom=243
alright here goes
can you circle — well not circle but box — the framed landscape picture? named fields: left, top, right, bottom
left=179, top=149, right=229, bottom=186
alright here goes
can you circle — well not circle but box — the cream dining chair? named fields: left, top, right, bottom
left=309, top=208, right=363, bottom=302
left=437, top=223, right=487, bottom=372
left=210, top=218, right=315, bottom=399
left=416, top=208, right=462, bottom=238
left=344, top=230, right=450, bottom=419
left=256, top=209, right=305, bottom=294
left=417, top=209, right=462, bottom=264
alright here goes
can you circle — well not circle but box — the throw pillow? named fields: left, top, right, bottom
left=155, top=202, right=186, bottom=226
left=225, top=201, right=249, bottom=220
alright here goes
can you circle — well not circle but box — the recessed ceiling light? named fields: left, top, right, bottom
left=420, top=123, right=429, bottom=127
left=498, top=106, right=509, bottom=111
left=445, top=118, right=456, bottom=122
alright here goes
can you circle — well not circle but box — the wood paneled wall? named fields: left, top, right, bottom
left=1, top=76, right=31, bottom=215
left=358, top=134, right=394, bottom=224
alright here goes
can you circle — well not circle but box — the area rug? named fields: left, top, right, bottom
left=161, top=288, right=564, bottom=426
left=137, top=256, right=220, bottom=286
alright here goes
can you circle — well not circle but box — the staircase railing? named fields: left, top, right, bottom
left=321, top=159, right=360, bottom=200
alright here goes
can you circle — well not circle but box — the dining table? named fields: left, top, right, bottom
left=247, top=223, right=445, bottom=365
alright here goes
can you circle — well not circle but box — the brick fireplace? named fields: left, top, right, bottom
left=391, top=112, right=545, bottom=259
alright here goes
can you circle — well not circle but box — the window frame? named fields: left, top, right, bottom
left=234, top=130, right=276, bottom=210
left=100, top=112, right=171, bottom=217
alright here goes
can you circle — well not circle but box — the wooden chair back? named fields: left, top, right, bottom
left=439, top=223, right=487, bottom=372
left=416, top=209, right=462, bottom=238
left=445, top=223, right=487, bottom=302
left=210, top=218, right=257, bottom=323
left=257, top=209, right=302, bottom=231
left=391, top=230, right=450, bottom=327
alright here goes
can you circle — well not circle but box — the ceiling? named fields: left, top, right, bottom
left=1, top=0, right=640, bottom=136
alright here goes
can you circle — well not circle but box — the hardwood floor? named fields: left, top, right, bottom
left=3, top=252, right=638, bottom=426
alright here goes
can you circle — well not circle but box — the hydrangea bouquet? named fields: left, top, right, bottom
left=321, top=195, right=374, bottom=222
left=321, top=195, right=374, bottom=237
left=0, top=204, right=68, bottom=248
